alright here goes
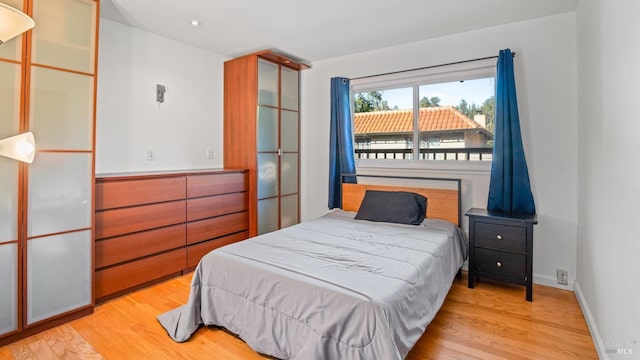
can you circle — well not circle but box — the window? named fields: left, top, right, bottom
left=351, top=58, right=496, bottom=163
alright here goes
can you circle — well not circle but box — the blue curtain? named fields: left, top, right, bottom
left=487, top=49, right=536, bottom=214
left=328, top=77, right=357, bottom=209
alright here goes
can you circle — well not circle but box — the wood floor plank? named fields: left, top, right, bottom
left=0, top=272, right=596, bottom=359
left=8, top=325, right=103, bottom=360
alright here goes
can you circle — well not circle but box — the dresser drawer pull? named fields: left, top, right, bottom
left=496, top=234, right=503, bottom=240
left=496, top=261, right=503, bottom=268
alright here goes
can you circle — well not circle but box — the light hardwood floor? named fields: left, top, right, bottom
left=1, top=272, right=597, bottom=359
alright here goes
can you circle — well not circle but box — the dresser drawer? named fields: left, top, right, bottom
left=186, top=231, right=249, bottom=269
left=474, top=248, right=526, bottom=281
left=95, top=248, right=186, bottom=300
left=475, top=222, right=526, bottom=252
left=96, top=224, right=186, bottom=268
left=187, top=192, right=248, bottom=222
left=95, top=200, right=186, bottom=239
left=187, top=211, right=248, bottom=245
left=96, top=177, right=186, bottom=210
left=187, top=172, right=248, bottom=198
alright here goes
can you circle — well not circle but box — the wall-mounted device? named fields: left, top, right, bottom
left=156, top=84, right=166, bottom=103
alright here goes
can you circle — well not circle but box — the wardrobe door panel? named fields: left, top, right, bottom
left=29, top=67, right=94, bottom=150
left=0, top=62, right=21, bottom=243
left=27, top=230, right=91, bottom=324
left=0, top=62, right=21, bottom=137
left=257, top=106, right=278, bottom=152
left=281, top=67, right=299, bottom=111
left=1, top=0, right=98, bottom=344
left=27, top=153, right=92, bottom=237
left=281, top=110, right=298, bottom=152
left=281, top=194, right=298, bottom=229
left=0, top=244, right=18, bottom=335
left=258, top=198, right=278, bottom=235
left=31, top=0, right=97, bottom=73
left=0, top=160, right=18, bottom=243
left=280, top=153, right=298, bottom=196
left=257, top=153, right=278, bottom=199
left=258, top=59, right=278, bottom=107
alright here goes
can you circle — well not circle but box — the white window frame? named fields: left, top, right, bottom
left=351, top=58, right=497, bottom=174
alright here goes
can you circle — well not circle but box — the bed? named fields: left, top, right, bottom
left=158, top=178, right=468, bottom=359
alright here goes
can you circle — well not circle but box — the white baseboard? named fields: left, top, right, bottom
left=574, top=282, right=608, bottom=359
left=533, top=273, right=574, bottom=291
left=461, top=265, right=575, bottom=291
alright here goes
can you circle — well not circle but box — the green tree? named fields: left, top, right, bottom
left=456, top=99, right=481, bottom=119
left=481, top=96, right=495, bottom=134
left=419, top=96, right=441, bottom=107
left=354, top=91, right=392, bottom=113
left=354, top=92, right=379, bottom=113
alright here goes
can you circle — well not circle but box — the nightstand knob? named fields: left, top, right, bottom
left=496, top=234, right=503, bottom=240
left=496, top=261, right=503, bottom=268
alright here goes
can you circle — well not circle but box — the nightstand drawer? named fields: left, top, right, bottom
left=475, top=222, right=526, bottom=252
left=474, top=248, right=526, bottom=280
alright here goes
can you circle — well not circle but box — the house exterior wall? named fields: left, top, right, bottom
left=463, top=130, right=490, bottom=148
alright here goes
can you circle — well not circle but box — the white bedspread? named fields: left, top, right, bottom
left=158, top=209, right=467, bottom=359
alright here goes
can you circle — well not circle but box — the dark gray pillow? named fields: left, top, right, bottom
left=354, top=190, right=427, bottom=225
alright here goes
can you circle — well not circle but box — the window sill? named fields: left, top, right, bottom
left=355, top=159, right=492, bottom=175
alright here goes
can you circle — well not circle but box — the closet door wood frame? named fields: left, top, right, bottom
left=0, top=0, right=99, bottom=347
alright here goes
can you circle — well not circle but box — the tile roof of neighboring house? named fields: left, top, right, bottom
left=354, top=106, right=489, bottom=135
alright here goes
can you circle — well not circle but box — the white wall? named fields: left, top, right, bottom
left=96, top=19, right=228, bottom=174
left=301, top=13, right=578, bottom=289
left=576, top=0, right=640, bottom=358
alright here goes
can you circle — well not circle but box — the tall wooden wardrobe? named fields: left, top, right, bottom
left=0, top=0, right=98, bottom=345
left=224, top=50, right=308, bottom=236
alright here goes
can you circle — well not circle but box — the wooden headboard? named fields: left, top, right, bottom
left=341, top=176, right=461, bottom=226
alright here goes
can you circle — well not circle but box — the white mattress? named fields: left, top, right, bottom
left=158, top=209, right=467, bottom=359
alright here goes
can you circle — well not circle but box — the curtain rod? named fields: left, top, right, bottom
left=350, top=51, right=515, bottom=81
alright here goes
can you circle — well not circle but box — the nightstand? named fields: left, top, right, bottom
left=465, top=208, right=537, bottom=301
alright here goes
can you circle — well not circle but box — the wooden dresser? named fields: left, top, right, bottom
left=94, top=169, right=249, bottom=302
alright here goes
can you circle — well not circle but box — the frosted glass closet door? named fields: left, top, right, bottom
left=27, top=231, right=91, bottom=324
left=0, top=244, right=18, bottom=334
left=27, top=153, right=92, bottom=237
left=0, top=53, right=21, bottom=336
left=281, top=110, right=298, bottom=152
left=29, top=67, right=94, bottom=150
left=281, top=67, right=299, bottom=111
left=257, top=107, right=278, bottom=152
left=280, top=154, right=298, bottom=196
left=31, top=0, right=97, bottom=73
left=26, top=153, right=92, bottom=324
left=0, top=61, right=21, bottom=242
left=25, top=0, right=96, bottom=325
left=0, top=158, right=19, bottom=336
left=281, top=195, right=298, bottom=229
left=258, top=60, right=278, bottom=107
left=258, top=198, right=279, bottom=235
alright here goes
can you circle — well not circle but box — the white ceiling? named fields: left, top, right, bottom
left=100, top=0, right=579, bottom=64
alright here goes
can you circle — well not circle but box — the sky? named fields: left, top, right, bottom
left=368, top=77, right=495, bottom=110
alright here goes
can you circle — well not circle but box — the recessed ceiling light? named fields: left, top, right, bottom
left=190, top=19, right=201, bottom=27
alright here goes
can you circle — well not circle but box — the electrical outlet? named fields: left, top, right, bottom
left=146, top=148, right=155, bottom=161
left=557, top=269, right=568, bottom=285
left=206, top=148, right=214, bottom=160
